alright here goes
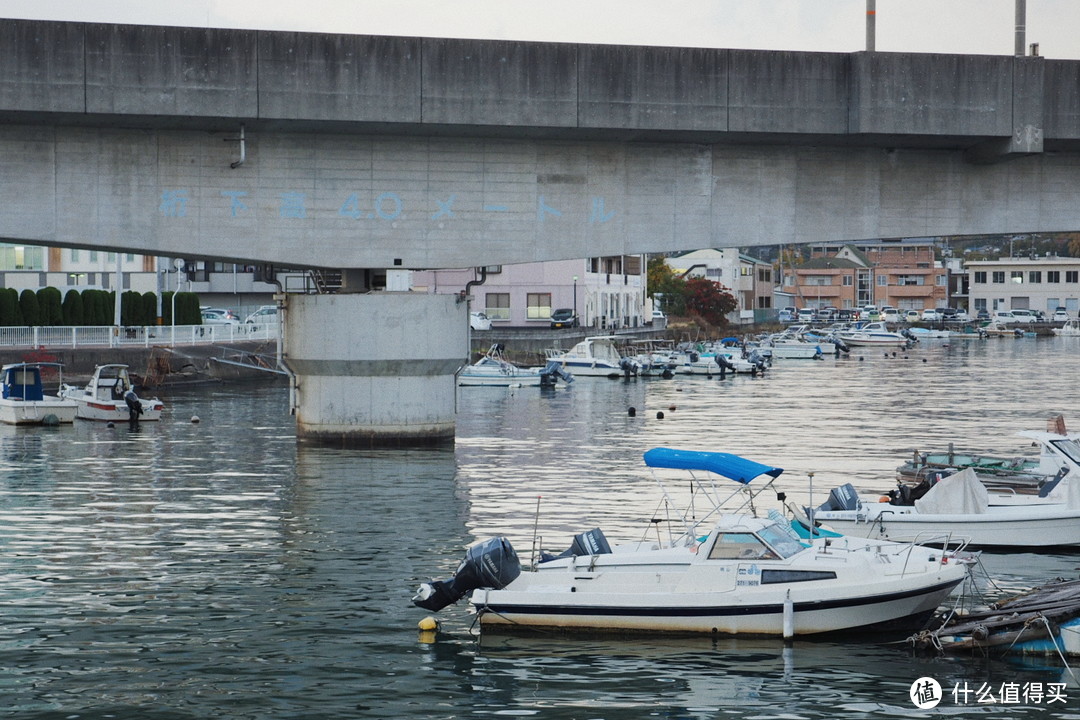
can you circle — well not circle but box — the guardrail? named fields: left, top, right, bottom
left=0, top=323, right=279, bottom=349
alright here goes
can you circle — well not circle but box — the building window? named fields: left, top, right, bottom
left=527, top=293, right=552, bottom=320
left=1068, top=271, right=1079, bottom=283
left=805, top=275, right=832, bottom=286
left=69, top=249, right=80, bottom=262
left=740, top=267, right=753, bottom=277
left=756, top=296, right=772, bottom=309
left=1029, top=271, right=1042, bottom=283
left=1049, top=271, right=1061, bottom=283
left=126, top=253, right=135, bottom=262
left=974, top=271, right=986, bottom=283
left=0, top=245, right=44, bottom=270
left=757, top=268, right=771, bottom=282
left=486, top=293, right=510, bottom=321
left=89, top=250, right=99, bottom=262
left=936, top=274, right=947, bottom=286
left=1011, top=271, right=1024, bottom=284
left=876, top=275, right=887, bottom=286
left=843, top=275, right=853, bottom=286
left=896, top=275, right=925, bottom=286
left=706, top=268, right=722, bottom=279
left=992, top=271, right=1005, bottom=283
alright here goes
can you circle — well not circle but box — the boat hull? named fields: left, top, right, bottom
left=0, top=399, right=77, bottom=425
left=817, top=507, right=1080, bottom=548
left=474, top=577, right=962, bottom=636
left=458, top=372, right=544, bottom=387
left=72, top=398, right=164, bottom=422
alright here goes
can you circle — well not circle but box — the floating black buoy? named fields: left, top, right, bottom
left=628, top=407, right=636, bottom=417
left=668, top=405, right=676, bottom=412
left=922, top=358, right=928, bottom=363
left=859, top=356, right=865, bottom=362
left=656, top=411, right=665, bottom=420
left=106, top=421, right=115, bottom=428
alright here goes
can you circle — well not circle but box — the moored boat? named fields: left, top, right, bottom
left=413, top=448, right=971, bottom=637
left=544, top=336, right=640, bottom=378
left=458, top=344, right=573, bottom=387
left=0, top=363, right=78, bottom=425
left=837, top=322, right=913, bottom=347
left=59, top=364, right=164, bottom=421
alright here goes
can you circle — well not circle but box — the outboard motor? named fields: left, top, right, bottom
left=412, top=536, right=521, bottom=612
left=815, top=483, right=859, bottom=513
left=123, top=390, right=143, bottom=422
left=540, top=528, right=612, bottom=563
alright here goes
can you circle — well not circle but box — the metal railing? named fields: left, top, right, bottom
left=0, top=323, right=279, bottom=349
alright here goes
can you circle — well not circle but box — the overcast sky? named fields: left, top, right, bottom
left=4, top=0, right=1080, bottom=58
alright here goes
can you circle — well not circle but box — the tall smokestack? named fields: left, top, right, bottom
left=1015, top=0, right=1026, bottom=56
left=866, top=0, right=876, bottom=52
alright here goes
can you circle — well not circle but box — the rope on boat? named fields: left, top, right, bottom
left=1037, top=615, right=1078, bottom=682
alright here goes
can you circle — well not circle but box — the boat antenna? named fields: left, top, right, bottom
left=530, top=495, right=542, bottom=569
left=807, top=472, right=815, bottom=537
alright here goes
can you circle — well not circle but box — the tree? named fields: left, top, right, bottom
left=647, top=256, right=687, bottom=316
left=62, top=289, right=84, bottom=326
left=19, top=289, right=40, bottom=327
left=0, top=288, right=20, bottom=326
left=36, top=287, right=63, bottom=326
left=683, top=277, right=738, bottom=326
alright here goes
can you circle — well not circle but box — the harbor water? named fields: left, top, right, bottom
left=5, top=337, right=1080, bottom=718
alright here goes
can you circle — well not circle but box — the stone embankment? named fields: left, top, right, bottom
left=0, top=341, right=283, bottom=387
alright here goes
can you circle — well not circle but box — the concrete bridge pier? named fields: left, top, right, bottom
left=283, top=292, right=468, bottom=446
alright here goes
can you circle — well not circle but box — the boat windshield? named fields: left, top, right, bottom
left=707, top=533, right=779, bottom=560
left=1050, top=438, right=1080, bottom=466
left=757, top=524, right=807, bottom=559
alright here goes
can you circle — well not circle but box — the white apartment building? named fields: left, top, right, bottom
left=664, top=248, right=776, bottom=324
left=966, top=256, right=1080, bottom=315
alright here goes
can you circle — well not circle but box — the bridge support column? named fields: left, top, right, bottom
left=284, top=293, right=467, bottom=446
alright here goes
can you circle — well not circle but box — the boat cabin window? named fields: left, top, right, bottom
left=757, top=523, right=807, bottom=559
left=1049, top=439, right=1080, bottom=466
left=707, top=533, right=779, bottom=561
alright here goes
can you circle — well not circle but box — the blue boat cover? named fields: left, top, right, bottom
left=643, top=447, right=783, bottom=484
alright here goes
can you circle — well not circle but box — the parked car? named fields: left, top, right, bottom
left=976, top=308, right=991, bottom=321
left=861, top=306, right=881, bottom=321
left=470, top=311, right=492, bottom=330
left=881, top=308, right=901, bottom=322
left=549, top=308, right=579, bottom=329
left=778, top=309, right=796, bottom=323
left=921, top=308, right=943, bottom=322
left=202, top=310, right=239, bottom=326
left=953, top=309, right=971, bottom=322
left=245, top=305, right=279, bottom=324
left=1054, top=308, right=1071, bottom=322
left=652, top=308, right=666, bottom=322
left=816, top=308, right=837, bottom=322
left=797, top=308, right=816, bottom=322
left=904, top=310, right=921, bottom=322
left=201, top=307, right=240, bottom=325
left=836, top=309, right=855, bottom=321
left=1009, top=309, right=1037, bottom=323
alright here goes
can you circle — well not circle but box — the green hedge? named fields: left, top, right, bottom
left=1, top=288, right=210, bottom=326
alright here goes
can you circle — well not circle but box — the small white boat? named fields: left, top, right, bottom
left=1053, top=318, right=1080, bottom=336
left=544, top=336, right=639, bottom=378
left=414, top=448, right=971, bottom=637
left=837, top=322, right=913, bottom=347
left=907, top=327, right=950, bottom=339
left=458, top=344, right=573, bottom=387
left=813, top=431, right=1080, bottom=548
left=0, top=363, right=78, bottom=425
left=60, top=364, right=164, bottom=421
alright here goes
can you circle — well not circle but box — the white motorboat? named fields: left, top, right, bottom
left=458, top=344, right=573, bottom=387
left=812, top=431, right=1080, bottom=548
left=414, top=448, right=970, bottom=637
left=837, top=322, right=913, bottom=347
left=544, top=336, right=639, bottom=378
left=1053, top=318, right=1080, bottom=336
left=0, top=363, right=78, bottom=425
left=59, top=364, right=164, bottom=421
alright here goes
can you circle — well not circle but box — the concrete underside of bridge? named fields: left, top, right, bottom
left=284, top=293, right=467, bottom=446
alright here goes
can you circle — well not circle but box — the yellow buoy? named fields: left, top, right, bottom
left=418, top=616, right=439, bottom=632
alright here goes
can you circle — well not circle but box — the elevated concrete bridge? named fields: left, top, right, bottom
left=1, top=19, right=1078, bottom=444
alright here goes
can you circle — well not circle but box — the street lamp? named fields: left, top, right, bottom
left=572, top=275, right=578, bottom=324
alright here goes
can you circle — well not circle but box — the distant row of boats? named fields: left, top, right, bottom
left=0, top=362, right=163, bottom=425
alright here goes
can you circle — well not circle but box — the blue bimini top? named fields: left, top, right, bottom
left=643, top=447, right=784, bottom=485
